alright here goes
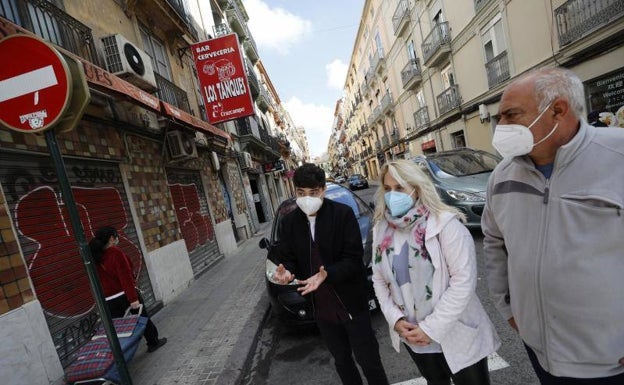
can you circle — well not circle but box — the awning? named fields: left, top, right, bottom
left=161, top=102, right=230, bottom=141
left=1, top=16, right=161, bottom=114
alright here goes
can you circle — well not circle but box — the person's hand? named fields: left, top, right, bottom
left=272, top=264, right=294, bottom=284
left=508, top=317, right=518, bottom=332
left=405, top=326, right=431, bottom=346
left=297, top=266, right=328, bottom=295
left=130, top=301, right=141, bottom=314
left=394, top=317, right=415, bottom=335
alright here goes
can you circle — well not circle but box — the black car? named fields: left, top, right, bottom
left=259, top=183, right=377, bottom=325
left=411, top=148, right=501, bottom=229
left=347, top=174, right=369, bottom=190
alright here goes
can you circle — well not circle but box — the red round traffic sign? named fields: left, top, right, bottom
left=0, top=35, right=71, bottom=133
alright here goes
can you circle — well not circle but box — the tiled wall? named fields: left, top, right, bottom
left=123, top=133, right=180, bottom=250
left=0, top=190, right=32, bottom=315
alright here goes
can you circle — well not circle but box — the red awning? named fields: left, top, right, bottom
left=161, top=102, right=230, bottom=141
left=0, top=16, right=161, bottom=113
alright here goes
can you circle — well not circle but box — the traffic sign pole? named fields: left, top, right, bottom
left=44, top=129, right=133, bottom=385
left=0, top=34, right=133, bottom=385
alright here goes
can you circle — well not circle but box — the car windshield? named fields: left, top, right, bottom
left=348, top=174, right=363, bottom=180
left=427, top=151, right=500, bottom=178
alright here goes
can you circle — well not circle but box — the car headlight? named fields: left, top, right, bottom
left=445, top=189, right=486, bottom=202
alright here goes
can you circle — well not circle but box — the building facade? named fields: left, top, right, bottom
left=340, top=0, right=624, bottom=179
left=0, top=0, right=302, bottom=383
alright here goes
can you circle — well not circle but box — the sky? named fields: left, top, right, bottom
left=242, top=0, right=364, bottom=159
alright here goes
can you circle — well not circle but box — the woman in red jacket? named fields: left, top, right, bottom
left=89, top=226, right=167, bottom=353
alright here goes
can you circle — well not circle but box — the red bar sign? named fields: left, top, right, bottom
left=191, top=34, right=254, bottom=125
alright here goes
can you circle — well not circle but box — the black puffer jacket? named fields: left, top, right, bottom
left=277, top=198, right=369, bottom=317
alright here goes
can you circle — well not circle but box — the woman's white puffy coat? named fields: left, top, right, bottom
left=372, top=211, right=500, bottom=373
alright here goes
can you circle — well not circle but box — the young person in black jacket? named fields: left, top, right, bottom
left=273, top=163, right=389, bottom=385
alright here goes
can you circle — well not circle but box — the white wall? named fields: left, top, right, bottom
left=144, top=240, right=194, bottom=305
left=0, top=301, right=64, bottom=385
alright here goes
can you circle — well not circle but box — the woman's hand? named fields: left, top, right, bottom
left=297, top=266, right=328, bottom=295
left=394, top=317, right=416, bottom=335
left=130, top=300, right=141, bottom=309
left=405, top=326, right=431, bottom=346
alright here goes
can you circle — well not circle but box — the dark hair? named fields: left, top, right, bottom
left=293, top=163, right=325, bottom=188
left=88, top=226, right=117, bottom=264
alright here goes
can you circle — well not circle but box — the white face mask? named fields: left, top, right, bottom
left=492, top=102, right=559, bottom=158
left=296, top=196, right=323, bottom=216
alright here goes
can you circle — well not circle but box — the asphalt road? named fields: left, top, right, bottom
left=242, top=185, right=540, bottom=385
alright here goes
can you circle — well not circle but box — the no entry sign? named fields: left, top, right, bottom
left=0, top=35, right=71, bottom=133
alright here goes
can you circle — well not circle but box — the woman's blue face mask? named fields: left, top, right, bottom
left=384, top=190, right=415, bottom=217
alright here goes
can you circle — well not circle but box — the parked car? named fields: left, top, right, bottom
left=259, top=183, right=377, bottom=326
left=347, top=174, right=369, bottom=190
left=334, top=175, right=346, bottom=184
left=411, top=148, right=501, bottom=229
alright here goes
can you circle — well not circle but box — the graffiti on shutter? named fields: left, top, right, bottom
left=0, top=153, right=155, bottom=366
left=166, top=168, right=220, bottom=276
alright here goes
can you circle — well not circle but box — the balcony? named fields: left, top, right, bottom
left=413, top=106, right=430, bottom=131
left=214, top=23, right=231, bottom=37
left=256, top=87, right=271, bottom=112
left=225, top=0, right=248, bottom=40
left=371, top=48, right=386, bottom=75
left=392, top=0, right=411, bottom=36
left=361, top=79, right=370, bottom=96
left=474, top=0, right=489, bottom=13
left=555, top=0, right=624, bottom=46
left=0, top=0, right=102, bottom=66
left=134, top=0, right=198, bottom=41
left=155, top=73, right=191, bottom=113
left=401, top=59, right=422, bottom=90
left=436, top=85, right=461, bottom=115
left=245, top=59, right=260, bottom=98
left=365, top=68, right=376, bottom=87
left=381, top=135, right=390, bottom=149
left=381, top=92, right=394, bottom=115
left=367, top=114, right=376, bottom=127
left=422, top=21, right=452, bottom=67
left=485, top=51, right=510, bottom=89
left=373, top=106, right=384, bottom=123
left=244, top=34, right=260, bottom=64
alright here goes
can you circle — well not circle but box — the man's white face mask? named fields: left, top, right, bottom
left=492, top=102, right=559, bottom=158
left=296, top=196, right=323, bottom=216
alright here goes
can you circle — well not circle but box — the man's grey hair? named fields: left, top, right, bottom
left=531, top=67, right=586, bottom=119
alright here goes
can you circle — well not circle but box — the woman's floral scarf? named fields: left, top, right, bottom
left=374, top=203, right=437, bottom=344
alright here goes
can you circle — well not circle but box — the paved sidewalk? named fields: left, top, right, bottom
left=128, top=223, right=272, bottom=385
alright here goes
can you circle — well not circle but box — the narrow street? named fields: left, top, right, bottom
left=241, top=183, right=540, bottom=385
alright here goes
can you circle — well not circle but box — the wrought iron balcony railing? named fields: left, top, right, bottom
left=555, top=0, right=624, bottom=46
left=485, top=51, right=510, bottom=89
left=474, top=0, right=489, bottom=13
left=392, top=0, right=410, bottom=35
left=422, top=21, right=451, bottom=64
left=381, top=92, right=394, bottom=114
left=401, top=59, right=422, bottom=89
left=0, top=0, right=102, bottom=66
left=155, top=73, right=191, bottom=113
left=436, top=84, right=461, bottom=115
left=370, top=48, right=385, bottom=74
left=414, top=106, right=430, bottom=131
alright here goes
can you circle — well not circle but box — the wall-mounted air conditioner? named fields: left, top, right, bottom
left=240, top=151, right=253, bottom=169
left=167, top=130, right=198, bottom=160
left=102, top=34, right=157, bottom=91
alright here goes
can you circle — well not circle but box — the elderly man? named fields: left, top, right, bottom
left=482, top=67, right=624, bottom=385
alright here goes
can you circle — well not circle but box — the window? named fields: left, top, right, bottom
left=451, top=131, right=466, bottom=149
left=140, top=28, right=172, bottom=80
left=374, top=31, right=383, bottom=56
left=407, top=40, right=417, bottom=61
left=441, top=65, right=455, bottom=88
left=482, top=17, right=506, bottom=62
left=416, top=90, right=426, bottom=108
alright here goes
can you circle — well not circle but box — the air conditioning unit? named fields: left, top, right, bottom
left=167, top=130, right=198, bottom=160
left=240, top=151, right=253, bottom=169
left=102, top=34, right=157, bottom=91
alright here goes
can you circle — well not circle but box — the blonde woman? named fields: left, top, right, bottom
left=372, top=160, right=499, bottom=385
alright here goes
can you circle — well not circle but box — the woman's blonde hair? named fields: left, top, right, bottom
left=373, top=159, right=466, bottom=223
